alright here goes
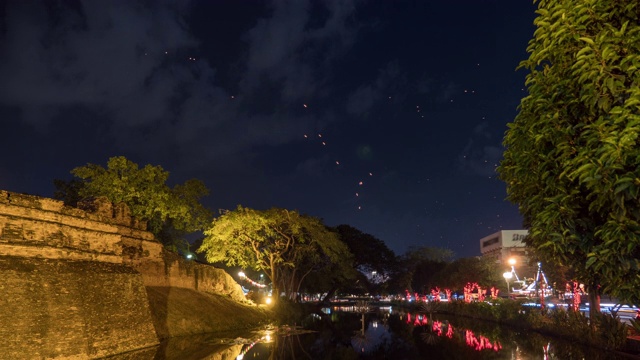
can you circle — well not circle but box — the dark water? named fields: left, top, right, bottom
left=109, top=306, right=636, bottom=360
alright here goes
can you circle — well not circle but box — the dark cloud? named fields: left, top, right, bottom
left=0, top=0, right=360, bottom=169
left=457, top=122, right=503, bottom=177
left=346, top=61, right=401, bottom=116
left=1, top=1, right=195, bottom=125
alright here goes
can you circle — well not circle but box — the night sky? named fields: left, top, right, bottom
left=0, top=0, right=537, bottom=258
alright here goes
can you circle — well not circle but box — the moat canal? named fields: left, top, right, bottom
left=111, top=306, right=634, bottom=359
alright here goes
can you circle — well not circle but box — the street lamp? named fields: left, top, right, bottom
left=238, top=271, right=245, bottom=279
left=503, top=271, right=513, bottom=294
left=507, top=258, right=520, bottom=282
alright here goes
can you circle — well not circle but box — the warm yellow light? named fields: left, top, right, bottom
left=238, top=271, right=245, bottom=278
left=508, top=258, right=516, bottom=266
left=265, top=297, right=272, bottom=305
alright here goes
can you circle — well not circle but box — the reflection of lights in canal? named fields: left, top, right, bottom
left=321, top=305, right=392, bottom=314
left=236, top=330, right=273, bottom=360
left=405, top=312, right=502, bottom=352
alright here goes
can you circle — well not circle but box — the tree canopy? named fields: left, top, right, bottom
left=499, top=0, right=640, bottom=305
left=334, top=225, right=397, bottom=276
left=390, top=246, right=455, bottom=294
left=198, top=206, right=354, bottom=301
left=63, top=156, right=212, bottom=250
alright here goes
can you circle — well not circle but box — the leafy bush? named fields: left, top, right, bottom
left=628, top=318, right=640, bottom=336
left=590, top=312, right=628, bottom=350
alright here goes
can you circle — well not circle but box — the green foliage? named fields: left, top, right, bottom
left=390, top=246, right=455, bottom=293
left=334, top=224, right=397, bottom=282
left=499, top=0, right=640, bottom=304
left=52, top=178, right=84, bottom=206
left=405, top=246, right=454, bottom=263
left=198, top=206, right=354, bottom=299
left=435, top=256, right=502, bottom=291
left=69, top=156, right=212, bottom=247
left=591, top=312, right=629, bottom=350
left=628, top=317, right=640, bottom=336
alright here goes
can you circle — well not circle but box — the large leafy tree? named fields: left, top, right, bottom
left=436, top=257, right=503, bottom=292
left=333, top=225, right=397, bottom=293
left=198, top=206, right=353, bottom=301
left=281, top=226, right=355, bottom=301
left=64, top=156, right=212, bottom=250
left=499, top=0, right=640, bottom=309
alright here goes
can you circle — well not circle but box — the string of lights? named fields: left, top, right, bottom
left=238, top=272, right=267, bottom=288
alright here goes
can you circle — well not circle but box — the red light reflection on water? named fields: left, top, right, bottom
left=465, top=330, right=502, bottom=351
left=446, top=324, right=454, bottom=339
left=406, top=312, right=502, bottom=352
left=432, top=321, right=443, bottom=336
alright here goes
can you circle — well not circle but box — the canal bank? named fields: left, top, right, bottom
left=145, top=286, right=270, bottom=339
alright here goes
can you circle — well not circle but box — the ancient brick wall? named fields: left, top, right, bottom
left=0, top=257, right=158, bottom=359
left=0, top=191, right=126, bottom=263
left=0, top=190, right=246, bottom=358
left=127, top=250, right=246, bottom=302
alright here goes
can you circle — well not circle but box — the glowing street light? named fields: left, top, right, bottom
left=238, top=271, right=246, bottom=279
left=503, top=271, right=513, bottom=294
left=507, top=258, right=520, bottom=282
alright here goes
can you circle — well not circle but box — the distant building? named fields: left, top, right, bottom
left=479, top=230, right=529, bottom=263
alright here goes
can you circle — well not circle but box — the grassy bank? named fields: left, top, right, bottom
left=145, top=286, right=272, bottom=339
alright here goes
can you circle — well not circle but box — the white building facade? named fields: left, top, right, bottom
left=479, top=230, right=529, bottom=263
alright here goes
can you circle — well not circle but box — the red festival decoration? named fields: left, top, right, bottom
left=477, top=286, right=487, bottom=302
left=431, top=287, right=441, bottom=302
left=490, top=286, right=499, bottom=299
left=572, top=281, right=581, bottom=311
left=463, top=282, right=478, bottom=303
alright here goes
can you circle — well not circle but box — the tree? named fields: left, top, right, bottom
left=333, top=225, right=397, bottom=294
left=437, top=257, right=503, bottom=293
left=499, top=0, right=640, bottom=312
left=67, top=156, right=212, bottom=250
left=198, top=206, right=353, bottom=301
left=53, top=178, right=85, bottom=206
left=281, top=225, right=355, bottom=301
left=390, top=246, right=454, bottom=294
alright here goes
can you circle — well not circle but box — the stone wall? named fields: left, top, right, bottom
left=0, top=190, right=247, bottom=358
left=0, top=257, right=158, bottom=359
left=124, top=247, right=246, bottom=303
left=0, top=191, right=126, bottom=263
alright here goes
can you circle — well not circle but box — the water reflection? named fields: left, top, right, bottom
left=108, top=307, right=633, bottom=359
left=403, top=311, right=503, bottom=352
